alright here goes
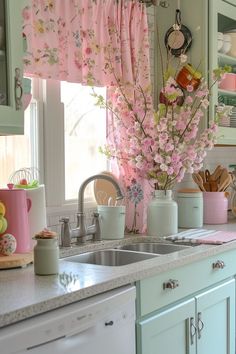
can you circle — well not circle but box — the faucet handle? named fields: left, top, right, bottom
left=92, top=212, right=101, bottom=241
left=59, top=217, right=70, bottom=223
left=60, top=217, right=71, bottom=247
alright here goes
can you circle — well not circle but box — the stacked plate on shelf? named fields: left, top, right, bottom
left=229, top=106, right=236, bottom=127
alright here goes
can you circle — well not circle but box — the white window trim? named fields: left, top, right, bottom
left=34, top=78, right=97, bottom=215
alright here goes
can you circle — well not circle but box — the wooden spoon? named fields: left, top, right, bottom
left=209, top=180, right=218, bottom=192
left=211, top=165, right=223, bottom=181
left=218, top=168, right=230, bottom=189
left=192, top=173, right=206, bottom=191
left=218, top=175, right=232, bottom=191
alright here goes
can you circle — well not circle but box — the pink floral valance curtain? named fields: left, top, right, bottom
left=23, top=0, right=150, bottom=87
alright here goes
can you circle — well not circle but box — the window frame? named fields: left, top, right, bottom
left=35, top=78, right=99, bottom=215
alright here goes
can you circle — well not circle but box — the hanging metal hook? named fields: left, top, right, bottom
left=139, top=0, right=169, bottom=7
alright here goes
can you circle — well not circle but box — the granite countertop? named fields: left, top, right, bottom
left=1, top=223, right=236, bottom=328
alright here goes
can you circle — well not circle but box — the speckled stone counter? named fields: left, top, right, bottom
left=1, top=229, right=236, bottom=328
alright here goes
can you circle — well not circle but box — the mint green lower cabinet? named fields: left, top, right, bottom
left=137, top=298, right=195, bottom=354
left=136, top=279, right=235, bottom=354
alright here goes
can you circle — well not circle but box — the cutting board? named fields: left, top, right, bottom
left=0, top=253, right=33, bottom=269
left=94, top=171, right=120, bottom=205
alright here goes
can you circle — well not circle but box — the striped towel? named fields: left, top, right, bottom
left=165, top=229, right=236, bottom=245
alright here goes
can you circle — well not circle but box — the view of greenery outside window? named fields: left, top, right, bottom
left=61, top=82, right=107, bottom=201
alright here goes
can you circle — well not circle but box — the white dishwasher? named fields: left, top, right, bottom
left=0, top=285, right=136, bottom=354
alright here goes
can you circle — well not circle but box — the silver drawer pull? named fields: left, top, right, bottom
left=197, top=312, right=204, bottom=339
left=190, top=317, right=196, bottom=345
left=212, top=260, right=225, bottom=269
left=163, top=279, right=179, bottom=290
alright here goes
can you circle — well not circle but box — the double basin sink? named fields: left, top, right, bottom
left=63, top=242, right=191, bottom=267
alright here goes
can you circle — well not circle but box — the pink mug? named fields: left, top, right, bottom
left=203, top=192, right=228, bottom=224
left=0, top=188, right=32, bottom=253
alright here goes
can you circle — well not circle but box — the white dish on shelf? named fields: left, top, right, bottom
left=218, top=32, right=224, bottom=52
left=219, top=34, right=232, bottom=54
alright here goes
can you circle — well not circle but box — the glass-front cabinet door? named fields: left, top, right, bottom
left=0, top=0, right=25, bottom=135
left=0, top=0, right=8, bottom=106
left=209, top=0, right=236, bottom=145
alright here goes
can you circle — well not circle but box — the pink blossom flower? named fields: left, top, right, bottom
left=165, top=142, right=174, bottom=152
left=185, top=96, right=193, bottom=104
left=85, top=47, right=92, bottom=55
left=186, top=85, right=194, bottom=92
left=154, top=154, right=163, bottom=164
left=201, top=98, right=209, bottom=109
left=160, top=163, right=168, bottom=172
left=95, top=61, right=229, bottom=190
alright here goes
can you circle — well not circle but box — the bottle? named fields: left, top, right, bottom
left=147, top=190, right=178, bottom=237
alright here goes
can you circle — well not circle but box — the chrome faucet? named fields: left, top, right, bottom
left=60, top=174, right=124, bottom=246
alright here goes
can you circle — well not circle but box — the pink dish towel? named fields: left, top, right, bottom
left=195, top=231, right=236, bottom=245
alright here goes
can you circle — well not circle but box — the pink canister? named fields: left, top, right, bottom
left=0, top=188, right=31, bottom=253
left=218, top=73, right=236, bottom=91
left=203, top=192, right=228, bottom=224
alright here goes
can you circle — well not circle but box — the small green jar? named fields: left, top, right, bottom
left=34, top=238, right=59, bottom=275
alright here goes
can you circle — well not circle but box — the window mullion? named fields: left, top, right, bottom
left=42, top=80, right=65, bottom=208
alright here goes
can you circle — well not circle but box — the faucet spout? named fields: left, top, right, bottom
left=78, top=173, right=124, bottom=214
left=60, top=174, right=124, bottom=246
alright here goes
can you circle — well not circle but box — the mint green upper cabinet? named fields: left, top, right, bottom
left=0, top=0, right=25, bottom=135
left=156, top=0, right=236, bottom=145
left=209, top=0, right=236, bottom=145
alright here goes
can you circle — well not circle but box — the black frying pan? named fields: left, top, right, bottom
left=164, top=9, right=192, bottom=57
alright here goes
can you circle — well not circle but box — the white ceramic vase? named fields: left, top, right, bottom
left=147, top=190, right=178, bottom=237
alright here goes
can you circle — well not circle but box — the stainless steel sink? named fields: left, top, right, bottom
left=63, top=249, right=158, bottom=266
left=118, top=242, right=191, bottom=254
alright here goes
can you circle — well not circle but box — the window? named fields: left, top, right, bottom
left=36, top=79, right=108, bottom=209
left=0, top=102, right=38, bottom=187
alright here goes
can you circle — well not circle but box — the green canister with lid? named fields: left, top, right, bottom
left=177, top=189, right=203, bottom=228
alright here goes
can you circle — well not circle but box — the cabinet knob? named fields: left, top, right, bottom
left=212, top=260, right=225, bottom=269
left=163, top=279, right=179, bottom=290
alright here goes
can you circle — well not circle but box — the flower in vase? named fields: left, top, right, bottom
left=94, top=62, right=230, bottom=192
left=92, top=20, right=231, bottom=192
left=127, top=179, right=144, bottom=205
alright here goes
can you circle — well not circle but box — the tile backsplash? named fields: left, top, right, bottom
left=47, top=207, right=96, bottom=246
left=203, top=146, right=236, bottom=171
